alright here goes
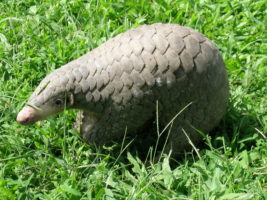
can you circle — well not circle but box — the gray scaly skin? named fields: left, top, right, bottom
left=17, top=23, right=229, bottom=157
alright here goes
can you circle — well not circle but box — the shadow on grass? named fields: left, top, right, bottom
left=105, top=99, right=264, bottom=166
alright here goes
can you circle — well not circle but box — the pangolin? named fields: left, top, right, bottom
left=17, top=23, right=229, bottom=157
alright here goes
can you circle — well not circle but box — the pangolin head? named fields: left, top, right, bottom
left=17, top=68, right=75, bottom=125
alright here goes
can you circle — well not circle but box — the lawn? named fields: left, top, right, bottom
left=0, top=0, right=266, bottom=199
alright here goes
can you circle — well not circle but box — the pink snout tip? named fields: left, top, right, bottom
left=16, top=106, right=37, bottom=125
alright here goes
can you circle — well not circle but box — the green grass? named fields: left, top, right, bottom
left=0, top=0, right=267, bottom=199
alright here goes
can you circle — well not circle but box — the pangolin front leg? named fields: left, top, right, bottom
left=74, top=111, right=102, bottom=141
left=81, top=102, right=155, bottom=146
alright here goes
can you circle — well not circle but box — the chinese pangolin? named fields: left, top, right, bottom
left=17, top=23, right=229, bottom=157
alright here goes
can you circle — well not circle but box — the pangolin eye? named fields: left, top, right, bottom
left=55, top=99, right=63, bottom=106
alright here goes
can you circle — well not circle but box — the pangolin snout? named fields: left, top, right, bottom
left=16, top=106, right=37, bottom=125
